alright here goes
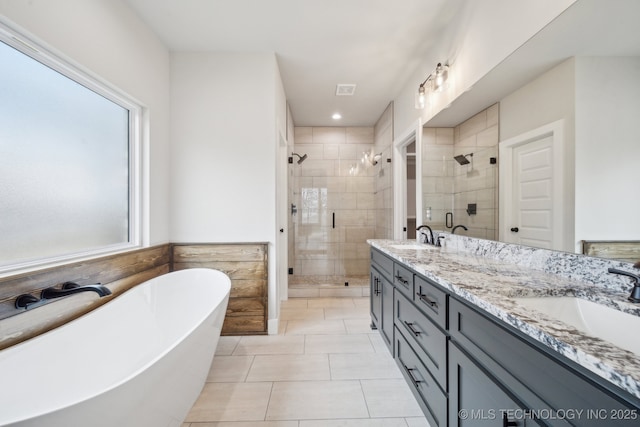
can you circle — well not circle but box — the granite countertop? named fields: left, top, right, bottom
left=368, top=239, right=640, bottom=400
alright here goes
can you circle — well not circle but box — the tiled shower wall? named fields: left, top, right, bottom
left=423, top=103, right=499, bottom=240
left=289, top=127, right=376, bottom=286
left=374, top=103, right=394, bottom=239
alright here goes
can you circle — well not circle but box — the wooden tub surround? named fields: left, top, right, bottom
left=172, top=243, right=268, bottom=335
left=0, top=242, right=268, bottom=351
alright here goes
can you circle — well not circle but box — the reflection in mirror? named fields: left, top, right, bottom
left=421, top=0, right=640, bottom=262
left=422, top=105, right=498, bottom=240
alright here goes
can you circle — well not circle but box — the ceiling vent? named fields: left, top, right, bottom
left=336, top=84, right=356, bottom=96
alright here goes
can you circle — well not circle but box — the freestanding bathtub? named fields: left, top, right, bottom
left=0, top=268, right=230, bottom=427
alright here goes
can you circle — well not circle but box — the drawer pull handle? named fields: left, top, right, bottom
left=417, top=292, right=438, bottom=308
left=502, top=414, right=519, bottom=426
left=395, top=274, right=409, bottom=286
left=402, top=364, right=422, bottom=388
left=374, top=277, right=381, bottom=295
left=403, top=321, right=421, bottom=336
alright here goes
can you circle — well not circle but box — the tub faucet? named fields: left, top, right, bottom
left=451, top=224, right=468, bottom=234
left=607, top=268, right=640, bottom=303
left=41, top=281, right=112, bottom=300
left=416, top=225, right=434, bottom=245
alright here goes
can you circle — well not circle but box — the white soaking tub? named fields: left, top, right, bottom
left=0, top=268, right=230, bottom=427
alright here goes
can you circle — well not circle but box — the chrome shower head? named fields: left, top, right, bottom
left=290, top=152, right=307, bottom=164
left=454, top=153, right=472, bottom=165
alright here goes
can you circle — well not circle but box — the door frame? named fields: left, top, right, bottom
left=393, top=119, right=423, bottom=240
left=499, top=119, right=565, bottom=249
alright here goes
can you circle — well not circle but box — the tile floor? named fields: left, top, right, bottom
left=182, top=297, right=429, bottom=427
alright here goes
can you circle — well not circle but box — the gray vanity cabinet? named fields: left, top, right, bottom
left=449, top=342, right=544, bottom=427
left=396, top=325, right=448, bottom=427
left=370, top=246, right=640, bottom=427
left=370, top=267, right=382, bottom=329
left=370, top=249, right=394, bottom=353
left=450, top=298, right=640, bottom=427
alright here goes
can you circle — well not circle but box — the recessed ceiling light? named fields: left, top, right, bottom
left=332, top=113, right=342, bottom=120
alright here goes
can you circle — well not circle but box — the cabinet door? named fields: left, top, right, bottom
left=449, top=342, right=543, bottom=427
left=380, top=274, right=394, bottom=353
left=370, top=268, right=382, bottom=329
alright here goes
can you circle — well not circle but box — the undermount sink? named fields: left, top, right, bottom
left=512, top=297, right=640, bottom=356
left=390, top=244, right=438, bottom=250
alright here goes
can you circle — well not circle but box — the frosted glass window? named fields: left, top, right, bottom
left=0, top=36, right=139, bottom=271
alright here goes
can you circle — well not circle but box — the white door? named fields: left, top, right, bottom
left=511, top=136, right=554, bottom=248
left=500, top=120, right=564, bottom=250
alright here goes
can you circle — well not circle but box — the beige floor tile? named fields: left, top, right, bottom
left=304, top=334, right=375, bottom=354
left=280, top=298, right=308, bottom=309
left=206, top=356, right=254, bottom=382
left=278, top=321, right=288, bottom=335
left=284, top=319, right=347, bottom=335
left=353, top=297, right=371, bottom=307
left=185, top=382, right=273, bottom=422
left=288, top=287, right=320, bottom=298
left=300, top=419, right=409, bottom=427
left=324, top=307, right=370, bottom=320
left=190, top=422, right=298, bottom=427
left=330, top=353, right=401, bottom=380
left=344, top=318, right=377, bottom=334
left=368, top=333, right=392, bottom=354
left=318, top=287, right=364, bottom=298
left=215, top=336, right=240, bottom=355
left=280, top=308, right=325, bottom=321
left=266, top=380, right=369, bottom=420
left=307, top=298, right=356, bottom=309
left=405, top=417, right=431, bottom=427
left=233, top=335, right=305, bottom=355
left=246, top=354, right=330, bottom=382
left=360, top=379, right=423, bottom=418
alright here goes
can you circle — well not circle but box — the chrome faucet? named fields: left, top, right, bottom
left=41, top=281, right=112, bottom=300
left=451, top=224, right=468, bottom=234
left=607, top=268, right=640, bottom=303
left=416, top=225, right=434, bottom=245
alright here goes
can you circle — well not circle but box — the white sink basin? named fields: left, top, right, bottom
left=513, top=297, right=640, bottom=356
left=390, top=244, right=437, bottom=250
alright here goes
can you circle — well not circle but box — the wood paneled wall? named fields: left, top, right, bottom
left=582, top=240, right=640, bottom=263
left=0, top=242, right=269, bottom=350
left=0, top=245, right=171, bottom=350
left=172, top=243, right=268, bottom=335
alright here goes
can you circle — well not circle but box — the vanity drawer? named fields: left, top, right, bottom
left=393, top=262, right=414, bottom=299
left=414, top=274, right=448, bottom=330
left=395, top=326, right=448, bottom=427
left=395, top=290, right=448, bottom=390
left=371, top=248, right=393, bottom=278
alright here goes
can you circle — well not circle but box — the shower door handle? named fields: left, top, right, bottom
left=332, top=212, right=335, bottom=229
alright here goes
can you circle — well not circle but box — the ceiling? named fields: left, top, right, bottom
left=124, top=0, right=464, bottom=127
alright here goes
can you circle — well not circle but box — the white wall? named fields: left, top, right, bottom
left=393, top=0, right=577, bottom=139
left=500, top=56, right=640, bottom=251
left=0, top=0, right=172, bottom=245
left=574, top=57, right=640, bottom=245
left=170, top=52, right=286, bottom=332
left=500, top=58, right=576, bottom=251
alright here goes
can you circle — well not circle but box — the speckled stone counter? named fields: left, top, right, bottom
left=368, top=237, right=640, bottom=399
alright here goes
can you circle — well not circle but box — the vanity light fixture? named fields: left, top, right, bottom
left=415, top=62, right=449, bottom=109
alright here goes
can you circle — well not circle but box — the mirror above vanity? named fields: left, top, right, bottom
left=420, top=0, right=640, bottom=261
